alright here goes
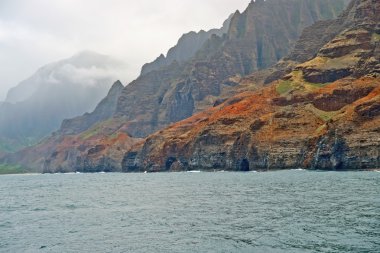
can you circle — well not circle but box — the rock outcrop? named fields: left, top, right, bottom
left=124, top=77, right=379, bottom=172
left=298, top=0, right=380, bottom=83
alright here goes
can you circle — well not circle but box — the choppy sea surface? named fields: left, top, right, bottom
left=0, top=171, right=379, bottom=253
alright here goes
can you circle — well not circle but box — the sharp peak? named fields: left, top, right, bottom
left=249, top=0, right=266, bottom=6
left=112, top=80, right=124, bottom=87
left=107, top=80, right=124, bottom=94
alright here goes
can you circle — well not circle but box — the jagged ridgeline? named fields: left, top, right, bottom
left=140, top=13, right=233, bottom=76
left=2, top=0, right=351, bottom=172
left=61, top=0, right=349, bottom=138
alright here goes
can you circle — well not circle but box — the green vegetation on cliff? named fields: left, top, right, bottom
left=0, top=164, right=27, bottom=175
left=372, top=33, right=380, bottom=43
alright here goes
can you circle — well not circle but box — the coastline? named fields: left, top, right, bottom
left=1, top=168, right=379, bottom=176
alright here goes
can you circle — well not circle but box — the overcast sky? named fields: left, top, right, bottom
left=0, top=0, right=250, bottom=100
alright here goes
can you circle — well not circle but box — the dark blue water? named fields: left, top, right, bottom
left=0, top=171, right=379, bottom=253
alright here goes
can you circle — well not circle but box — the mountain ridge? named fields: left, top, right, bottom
left=140, top=14, right=233, bottom=76
left=1, top=0, right=352, bottom=172
left=60, top=0, right=349, bottom=140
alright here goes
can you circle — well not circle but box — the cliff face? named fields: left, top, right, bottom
left=3, top=0, right=350, bottom=172
left=225, top=0, right=349, bottom=71
left=3, top=117, right=142, bottom=173
left=123, top=0, right=380, bottom=172
left=125, top=77, right=379, bottom=172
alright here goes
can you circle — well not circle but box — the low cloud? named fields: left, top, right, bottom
left=50, top=64, right=128, bottom=87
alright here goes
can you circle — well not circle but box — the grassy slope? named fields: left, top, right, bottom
left=0, top=164, right=28, bottom=175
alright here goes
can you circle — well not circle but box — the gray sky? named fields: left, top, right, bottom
left=0, top=0, right=250, bottom=100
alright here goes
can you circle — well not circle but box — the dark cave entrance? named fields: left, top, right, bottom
left=240, top=159, right=250, bottom=172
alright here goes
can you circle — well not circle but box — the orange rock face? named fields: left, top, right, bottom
left=123, top=77, right=379, bottom=171
left=5, top=120, right=142, bottom=173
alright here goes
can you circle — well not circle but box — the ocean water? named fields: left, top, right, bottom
left=0, top=171, right=379, bottom=253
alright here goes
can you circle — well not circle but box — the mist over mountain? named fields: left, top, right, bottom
left=0, top=51, right=126, bottom=152
left=5, top=51, right=126, bottom=103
